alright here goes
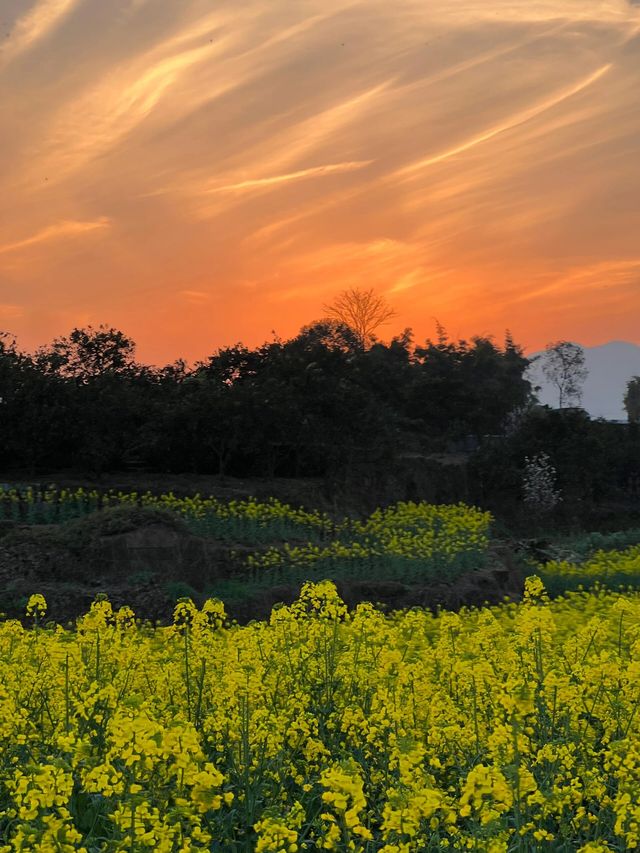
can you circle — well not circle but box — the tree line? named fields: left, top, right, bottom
left=1, top=287, right=639, bottom=526
left=0, top=318, right=532, bottom=477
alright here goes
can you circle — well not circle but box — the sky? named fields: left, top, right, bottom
left=1, top=0, right=639, bottom=366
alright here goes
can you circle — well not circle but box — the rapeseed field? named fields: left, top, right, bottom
left=0, top=487, right=333, bottom=542
left=0, top=487, right=492, bottom=585
left=1, top=577, right=640, bottom=851
left=244, top=501, right=491, bottom=584
left=542, top=545, right=640, bottom=594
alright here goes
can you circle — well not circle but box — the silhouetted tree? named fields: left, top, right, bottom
left=31, top=326, right=144, bottom=474
left=35, top=325, right=137, bottom=381
left=624, top=376, right=640, bottom=424
left=296, top=319, right=361, bottom=353
left=411, top=328, right=533, bottom=445
left=0, top=334, right=76, bottom=472
left=323, top=288, right=397, bottom=350
left=542, top=341, right=587, bottom=409
left=8, top=316, right=631, bottom=525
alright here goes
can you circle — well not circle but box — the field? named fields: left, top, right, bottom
left=0, top=486, right=497, bottom=622
left=3, top=487, right=640, bottom=850
left=2, top=579, right=640, bottom=851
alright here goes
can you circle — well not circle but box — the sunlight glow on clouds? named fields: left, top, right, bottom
left=0, top=0, right=82, bottom=67
left=1, top=0, right=639, bottom=363
left=0, top=218, right=111, bottom=256
left=393, top=64, right=613, bottom=176
left=207, top=161, right=375, bottom=194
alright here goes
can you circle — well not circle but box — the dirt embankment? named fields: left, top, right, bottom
left=0, top=507, right=234, bottom=624
left=0, top=506, right=528, bottom=626
left=228, top=556, right=524, bottom=624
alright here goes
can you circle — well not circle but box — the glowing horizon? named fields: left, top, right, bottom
left=1, top=0, right=639, bottom=365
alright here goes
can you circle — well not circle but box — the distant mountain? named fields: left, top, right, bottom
left=526, top=341, right=640, bottom=421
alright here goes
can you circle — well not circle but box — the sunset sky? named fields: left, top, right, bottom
left=1, top=0, right=639, bottom=365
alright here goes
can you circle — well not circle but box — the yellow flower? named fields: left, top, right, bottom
left=25, top=594, right=47, bottom=618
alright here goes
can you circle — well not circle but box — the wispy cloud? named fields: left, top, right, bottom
left=208, top=160, right=374, bottom=194
left=0, top=0, right=82, bottom=67
left=25, top=7, right=364, bottom=188
left=272, top=237, right=432, bottom=301
left=179, top=290, right=210, bottom=303
left=514, top=259, right=640, bottom=304
left=2, top=0, right=640, bottom=358
left=33, top=41, right=217, bottom=182
left=396, top=64, right=613, bottom=177
left=252, top=82, right=392, bottom=178
left=148, top=81, right=391, bottom=208
left=0, top=218, right=110, bottom=256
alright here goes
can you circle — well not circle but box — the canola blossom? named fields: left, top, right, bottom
left=2, top=581, right=640, bottom=850
left=0, top=486, right=492, bottom=585
left=0, top=486, right=333, bottom=543
left=545, top=544, right=640, bottom=579
left=542, top=544, right=640, bottom=594
left=245, top=502, right=492, bottom=584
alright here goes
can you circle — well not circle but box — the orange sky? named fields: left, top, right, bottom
left=1, top=0, right=639, bottom=365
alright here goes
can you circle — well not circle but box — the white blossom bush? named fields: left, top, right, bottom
left=522, top=451, right=562, bottom=515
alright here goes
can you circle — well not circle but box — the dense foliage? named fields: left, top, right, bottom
left=470, top=408, right=640, bottom=524
left=0, top=324, right=532, bottom=477
left=2, top=580, right=640, bottom=851
left=3, top=324, right=639, bottom=526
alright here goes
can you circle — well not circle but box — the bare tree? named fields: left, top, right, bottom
left=542, top=340, right=588, bottom=409
left=323, top=288, right=397, bottom=349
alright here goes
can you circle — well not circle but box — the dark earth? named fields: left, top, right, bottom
left=0, top=501, right=532, bottom=627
